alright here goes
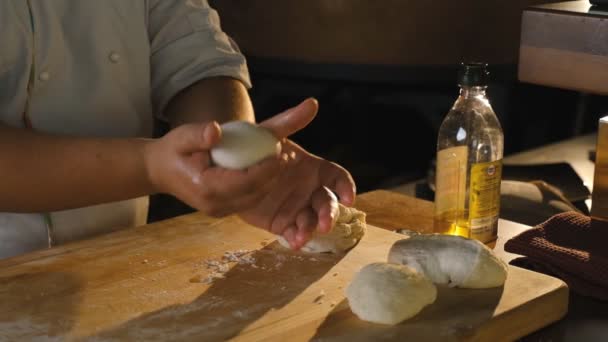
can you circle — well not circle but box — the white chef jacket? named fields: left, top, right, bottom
left=0, top=0, right=251, bottom=259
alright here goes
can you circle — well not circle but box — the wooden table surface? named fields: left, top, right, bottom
left=392, top=133, right=597, bottom=207
left=0, top=191, right=603, bottom=340
left=354, top=191, right=529, bottom=264
left=358, top=190, right=608, bottom=342
left=519, top=1, right=608, bottom=96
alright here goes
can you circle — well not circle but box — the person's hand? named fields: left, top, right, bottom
left=238, top=139, right=355, bottom=250
left=145, top=98, right=356, bottom=250
left=144, top=120, right=285, bottom=216
left=143, top=99, right=321, bottom=218
left=238, top=99, right=356, bottom=250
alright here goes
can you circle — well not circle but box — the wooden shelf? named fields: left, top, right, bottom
left=212, top=0, right=563, bottom=67
left=519, top=1, right=608, bottom=95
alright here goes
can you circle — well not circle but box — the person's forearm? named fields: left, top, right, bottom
left=166, top=77, right=255, bottom=127
left=0, top=125, right=155, bottom=212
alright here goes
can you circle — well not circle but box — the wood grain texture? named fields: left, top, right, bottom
left=518, top=3, right=608, bottom=94
left=0, top=198, right=568, bottom=341
left=519, top=46, right=608, bottom=96
left=591, top=118, right=608, bottom=219
left=354, top=190, right=434, bottom=232
left=210, top=0, right=561, bottom=66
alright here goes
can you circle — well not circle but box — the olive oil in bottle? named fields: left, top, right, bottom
left=433, top=63, right=504, bottom=243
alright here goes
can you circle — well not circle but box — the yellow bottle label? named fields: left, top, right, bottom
left=468, top=160, right=502, bottom=242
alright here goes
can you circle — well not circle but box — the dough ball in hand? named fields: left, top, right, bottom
left=346, top=262, right=437, bottom=325
left=277, top=204, right=366, bottom=253
left=388, top=234, right=508, bottom=289
left=210, top=121, right=280, bottom=170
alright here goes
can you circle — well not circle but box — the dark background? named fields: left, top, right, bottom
left=149, top=59, right=608, bottom=222
left=246, top=60, right=607, bottom=193
left=149, top=1, right=608, bottom=221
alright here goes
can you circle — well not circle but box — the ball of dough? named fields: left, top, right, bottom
left=210, top=121, right=280, bottom=170
left=388, top=234, right=508, bottom=289
left=346, top=262, right=437, bottom=325
left=277, top=204, right=366, bottom=253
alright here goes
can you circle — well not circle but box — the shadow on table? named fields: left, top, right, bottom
left=91, top=241, right=343, bottom=341
left=311, top=285, right=505, bottom=341
left=0, top=271, right=83, bottom=340
left=519, top=292, right=608, bottom=341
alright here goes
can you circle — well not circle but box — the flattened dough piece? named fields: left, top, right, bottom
left=388, top=234, right=508, bottom=288
left=277, top=204, right=366, bottom=253
left=346, top=262, right=437, bottom=325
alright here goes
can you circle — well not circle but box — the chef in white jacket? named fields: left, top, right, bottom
left=0, top=0, right=356, bottom=259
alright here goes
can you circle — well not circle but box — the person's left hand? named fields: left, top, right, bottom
left=238, top=100, right=356, bottom=250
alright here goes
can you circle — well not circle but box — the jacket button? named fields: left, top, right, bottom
left=39, top=71, right=50, bottom=82
left=109, top=52, right=120, bottom=63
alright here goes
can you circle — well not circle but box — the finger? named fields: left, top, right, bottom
left=172, top=121, right=221, bottom=154
left=296, top=207, right=317, bottom=233
left=194, top=157, right=285, bottom=218
left=295, top=208, right=317, bottom=247
left=334, top=174, right=357, bottom=206
left=224, top=175, right=284, bottom=214
left=196, top=169, right=281, bottom=217
left=210, top=188, right=272, bottom=217
left=269, top=189, right=312, bottom=238
left=238, top=162, right=300, bottom=232
left=323, top=163, right=357, bottom=206
left=284, top=140, right=356, bottom=206
left=312, top=187, right=339, bottom=234
left=281, top=226, right=298, bottom=250
left=185, top=151, right=211, bottom=186
left=204, top=154, right=285, bottom=199
left=260, top=98, right=319, bottom=139
left=295, top=224, right=313, bottom=250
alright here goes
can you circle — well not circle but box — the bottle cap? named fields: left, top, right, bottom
left=458, top=62, right=489, bottom=87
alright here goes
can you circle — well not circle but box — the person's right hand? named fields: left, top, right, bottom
left=143, top=98, right=355, bottom=251
left=143, top=119, right=287, bottom=217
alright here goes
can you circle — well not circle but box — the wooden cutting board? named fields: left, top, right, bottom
left=0, top=213, right=568, bottom=342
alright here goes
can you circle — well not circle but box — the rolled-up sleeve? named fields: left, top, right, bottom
left=148, top=0, right=251, bottom=120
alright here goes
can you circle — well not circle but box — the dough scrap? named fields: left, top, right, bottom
left=346, top=262, right=437, bottom=325
left=277, top=204, right=366, bottom=253
left=388, top=234, right=508, bottom=288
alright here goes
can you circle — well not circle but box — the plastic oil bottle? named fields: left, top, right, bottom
left=433, top=62, right=504, bottom=243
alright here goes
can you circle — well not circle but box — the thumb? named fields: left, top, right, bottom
left=171, top=121, right=221, bottom=154
left=260, top=98, right=319, bottom=139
